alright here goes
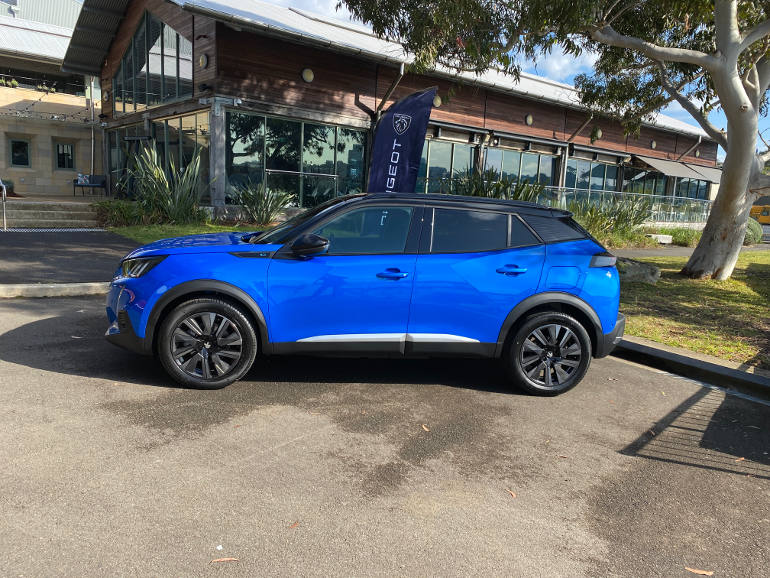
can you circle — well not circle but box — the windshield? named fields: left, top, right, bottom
left=251, top=194, right=363, bottom=244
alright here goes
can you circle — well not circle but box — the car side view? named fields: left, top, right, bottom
left=106, top=193, right=625, bottom=395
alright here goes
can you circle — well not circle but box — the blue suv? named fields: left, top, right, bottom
left=106, top=193, right=624, bottom=395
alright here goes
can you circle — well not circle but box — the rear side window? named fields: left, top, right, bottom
left=510, top=215, right=540, bottom=248
left=522, top=215, right=587, bottom=243
left=431, top=208, right=507, bottom=253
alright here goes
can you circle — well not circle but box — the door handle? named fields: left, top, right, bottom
left=377, top=268, right=409, bottom=280
left=496, top=264, right=528, bottom=276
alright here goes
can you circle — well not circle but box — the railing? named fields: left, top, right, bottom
left=1, top=178, right=7, bottom=232
left=0, top=73, right=86, bottom=97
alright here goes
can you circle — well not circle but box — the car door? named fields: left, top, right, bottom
left=407, top=206, right=545, bottom=353
left=267, top=204, right=422, bottom=353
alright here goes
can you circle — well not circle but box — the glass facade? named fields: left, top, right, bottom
left=565, top=159, right=620, bottom=192
left=225, top=111, right=366, bottom=207
left=112, top=11, right=193, bottom=115
left=675, top=177, right=710, bottom=199
left=482, top=147, right=558, bottom=186
left=622, top=167, right=667, bottom=194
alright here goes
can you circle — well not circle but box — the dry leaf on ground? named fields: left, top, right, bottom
left=421, top=424, right=430, bottom=432
left=735, top=457, right=745, bottom=462
left=505, top=488, right=516, bottom=498
left=210, top=558, right=239, bottom=564
left=289, top=521, right=300, bottom=529
left=684, top=567, right=714, bottom=576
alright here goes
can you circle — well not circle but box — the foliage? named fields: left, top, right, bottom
left=652, top=227, right=703, bottom=247
left=231, top=180, right=295, bottom=225
left=744, top=216, right=764, bottom=245
left=112, top=223, right=255, bottom=246
left=0, top=77, right=5, bottom=87
left=621, top=250, right=770, bottom=369
left=92, top=200, right=143, bottom=227
left=10, top=78, right=18, bottom=88
left=123, top=146, right=206, bottom=225
left=451, top=169, right=545, bottom=202
left=568, top=197, right=650, bottom=235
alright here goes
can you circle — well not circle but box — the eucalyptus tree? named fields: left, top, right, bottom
left=341, top=0, right=770, bottom=279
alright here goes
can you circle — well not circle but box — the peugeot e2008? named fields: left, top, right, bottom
left=106, top=193, right=625, bottom=395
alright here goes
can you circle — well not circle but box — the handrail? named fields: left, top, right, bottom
left=1, top=178, right=6, bottom=231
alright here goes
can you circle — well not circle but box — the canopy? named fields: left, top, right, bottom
left=635, top=155, right=706, bottom=180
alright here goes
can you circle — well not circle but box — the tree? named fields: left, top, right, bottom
left=340, top=0, right=770, bottom=279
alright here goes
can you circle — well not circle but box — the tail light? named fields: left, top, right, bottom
left=590, top=252, right=617, bottom=268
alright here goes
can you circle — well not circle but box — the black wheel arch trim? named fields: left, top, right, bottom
left=145, top=279, right=270, bottom=355
left=494, top=292, right=604, bottom=358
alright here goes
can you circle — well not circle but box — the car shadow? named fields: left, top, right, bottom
left=0, top=307, right=519, bottom=396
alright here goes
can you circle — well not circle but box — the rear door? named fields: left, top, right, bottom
left=407, top=207, right=545, bottom=351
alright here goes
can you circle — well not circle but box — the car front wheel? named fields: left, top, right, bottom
left=506, top=311, right=592, bottom=396
left=157, top=298, right=258, bottom=389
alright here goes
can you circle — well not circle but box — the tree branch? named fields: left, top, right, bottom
left=758, top=149, right=770, bottom=164
left=757, top=55, right=770, bottom=93
left=657, top=63, right=728, bottom=148
left=739, top=18, right=770, bottom=53
left=589, top=25, right=718, bottom=70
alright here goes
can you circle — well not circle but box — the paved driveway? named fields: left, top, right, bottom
left=1, top=296, right=768, bottom=576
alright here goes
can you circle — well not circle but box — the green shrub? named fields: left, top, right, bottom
left=0, top=77, right=6, bottom=87
left=568, top=197, right=653, bottom=248
left=123, top=146, right=206, bottom=225
left=231, top=180, right=294, bottom=225
left=92, top=200, right=143, bottom=227
left=10, top=78, right=18, bottom=88
left=452, top=169, right=545, bottom=202
left=653, top=227, right=702, bottom=247
left=744, top=216, right=763, bottom=245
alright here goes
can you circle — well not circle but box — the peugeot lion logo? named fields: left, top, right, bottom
left=393, top=113, right=412, bottom=135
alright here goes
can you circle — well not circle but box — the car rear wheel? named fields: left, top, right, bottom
left=505, top=311, right=592, bottom=396
left=158, top=298, right=258, bottom=389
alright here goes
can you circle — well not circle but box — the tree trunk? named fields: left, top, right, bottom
left=681, top=122, right=759, bottom=280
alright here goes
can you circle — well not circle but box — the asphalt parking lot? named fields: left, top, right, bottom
left=1, top=296, right=768, bottom=576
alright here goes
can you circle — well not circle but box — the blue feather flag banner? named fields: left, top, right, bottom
left=367, top=87, right=437, bottom=193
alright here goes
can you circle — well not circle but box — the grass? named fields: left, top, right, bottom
left=111, top=223, right=257, bottom=245
left=620, top=250, right=770, bottom=369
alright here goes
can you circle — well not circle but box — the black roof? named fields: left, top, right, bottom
left=363, top=192, right=571, bottom=217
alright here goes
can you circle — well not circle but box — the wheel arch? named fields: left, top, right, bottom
left=494, top=292, right=602, bottom=358
left=146, top=280, right=270, bottom=355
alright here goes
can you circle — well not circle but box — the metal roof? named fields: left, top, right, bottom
left=63, top=0, right=709, bottom=139
left=0, top=0, right=82, bottom=28
left=0, top=15, right=72, bottom=63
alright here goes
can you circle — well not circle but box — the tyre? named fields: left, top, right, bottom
left=505, top=311, right=592, bottom=396
left=157, top=298, right=258, bottom=389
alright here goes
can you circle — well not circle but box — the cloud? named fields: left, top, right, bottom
left=523, top=49, right=599, bottom=83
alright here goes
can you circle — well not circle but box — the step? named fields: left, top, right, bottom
left=5, top=201, right=98, bottom=213
left=6, top=209, right=99, bottom=221
left=4, top=219, right=102, bottom=228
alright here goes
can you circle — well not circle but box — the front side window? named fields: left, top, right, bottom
left=10, top=140, right=30, bottom=167
left=56, top=143, right=74, bottom=169
left=431, top=208, right=508, bottom=253
left=313, top=206, right=414, bottom=254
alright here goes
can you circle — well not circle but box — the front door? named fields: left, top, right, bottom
left=267, top=204, right=421, bottom=353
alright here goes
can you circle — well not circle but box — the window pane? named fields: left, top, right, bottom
left=432, top=208, right=507, bottom=253
left=510, top=216, right=540, bottom=247
left=166, top=118, right=180, bottom=172
left=265, top=172, right=300, bottom=201
left=485, top=147, right=503, bottom=177
left=314, top=206, right=414, bottom=254
left=180, top=114, right=197, bottom=170
left=697, top=180, right=708, bottom=199
left=539, top=155, right=556, bottom=186
left=265, top=117, right=301, bottom=172
left=502, top=150, right=521, bottom=181
left=565, top=159, right=578, bottom=189
left=147, top=16, right=163, bottom=106
left=163, top=27, right=177, bottom=101
left=452, top=143, right=474, bottom=177
left=654, top=174, right=666, bottom=195
left=152, top=120, right=166, bottom=177
left=56, top=143, right=74, bottom=169
left=303, top=175, right=336, bottom=208
left=590, top=162, right=605, bottom=191
left=303, top=123, right=335, bottom=174
left=11, top=140, right=29, bottom=166
left=178, top=35, right=193, bottom=98
left=124, top=40, right=134, bottom=112
left=133, top=15, right=147, bottom=110
left=226, top=112, right=264, bottom=188
left=605, top=165, right=618, bottom=191
left=519, top=153, right=539, bottom=184
left=336, top=128, right=366, bottom=195
left=576, top=160, right=591, bottom=190
left=427, top=140, right=452, bottom=193
left=415, top=140, right=428, bottom=193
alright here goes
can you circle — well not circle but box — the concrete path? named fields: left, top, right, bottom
left=1, top=296, right=769, bottom=577
left=0, top=231, right=137, bottom=284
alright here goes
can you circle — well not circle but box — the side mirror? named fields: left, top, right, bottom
left=290, top=233, right=329, bottom=257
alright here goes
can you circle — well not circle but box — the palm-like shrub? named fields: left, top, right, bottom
left=452, top=169, right=545, bottom=202
left=231, top=180, right=294, bottom=225
left=124, top=146, right=205, bottom=224
left=568, top=196, right=652, bottom=238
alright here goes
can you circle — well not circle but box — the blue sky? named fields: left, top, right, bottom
left=254, top=0, right=770, bottom=160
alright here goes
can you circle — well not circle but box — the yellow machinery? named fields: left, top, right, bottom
left=750, top=205, right=770, bottom=224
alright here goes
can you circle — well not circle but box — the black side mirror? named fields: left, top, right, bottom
left=290, top=233, right=329, bottom=257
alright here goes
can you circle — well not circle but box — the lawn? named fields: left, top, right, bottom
left=620, top=250, right=770, bottom=369
left=111, top=223, right=258, bottom=245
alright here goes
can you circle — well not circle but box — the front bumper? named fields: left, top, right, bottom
left=105, top=283, right=152, bottom=355
left=594, top=313, right=625, bottom=358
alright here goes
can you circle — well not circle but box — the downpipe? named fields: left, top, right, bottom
left=1, top=178, right=6, bottom=231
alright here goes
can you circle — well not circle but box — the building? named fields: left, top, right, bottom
left=0, top=0, right=103, bottom=197
left=61, top=0, right=721, bottom=211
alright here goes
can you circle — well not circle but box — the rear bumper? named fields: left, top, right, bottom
left=594, top=313, right=625, bottom=358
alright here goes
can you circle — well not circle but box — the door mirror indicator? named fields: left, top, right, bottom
left=290, top=233, right=329, bottom=257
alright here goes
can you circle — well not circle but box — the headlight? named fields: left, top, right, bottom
left=120, top=256, right=166, bottom=278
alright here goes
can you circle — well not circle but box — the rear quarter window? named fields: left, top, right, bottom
left=521, top=214, right=587, bottom=243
